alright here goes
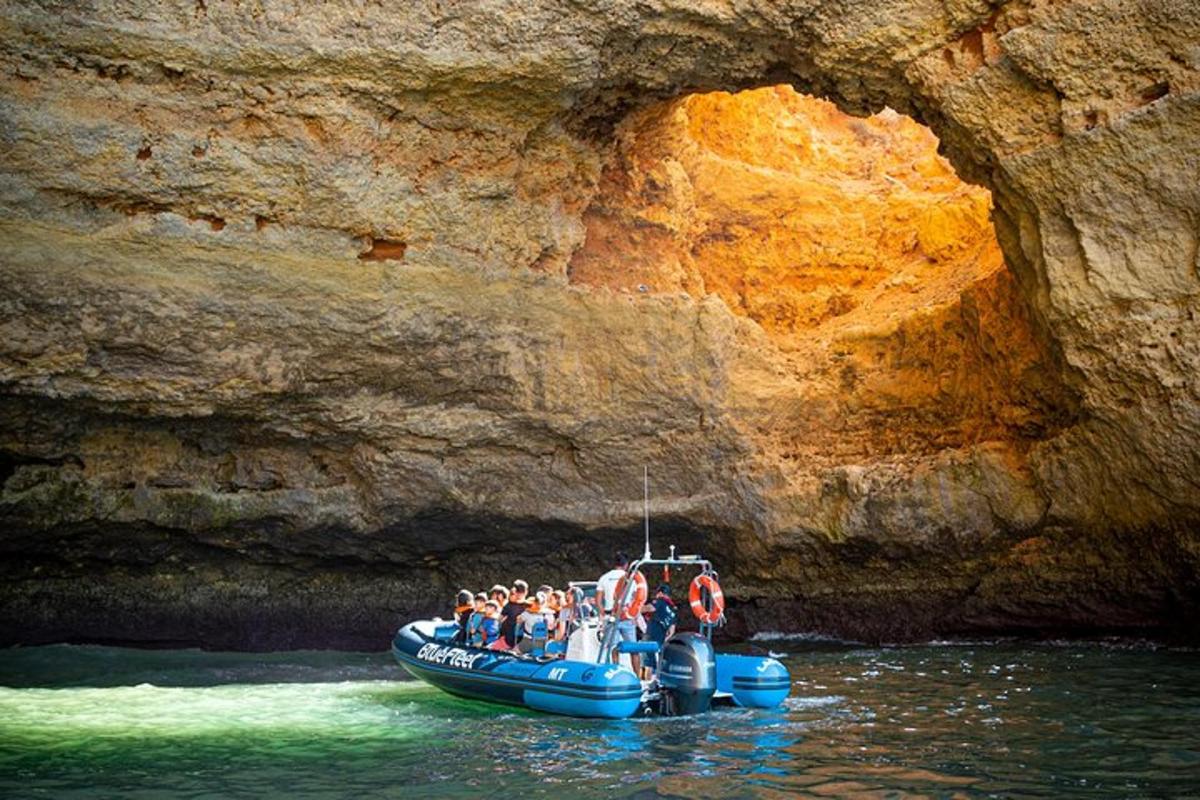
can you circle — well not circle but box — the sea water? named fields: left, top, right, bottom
left=0, top=640, right=1196, bottom=798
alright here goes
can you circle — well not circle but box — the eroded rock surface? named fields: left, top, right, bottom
left=1, top=1, right=1197, bottom=648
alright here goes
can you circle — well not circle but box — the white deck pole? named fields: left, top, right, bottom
left=643, top=465, right=651, bottom=560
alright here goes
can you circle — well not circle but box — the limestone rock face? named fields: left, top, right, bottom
left=570, top=87, right=1072, bottom=462
left=0, top=1, right=1197, bottom=648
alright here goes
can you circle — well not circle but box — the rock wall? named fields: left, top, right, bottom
left=1, top=1, right=1197, bottom=648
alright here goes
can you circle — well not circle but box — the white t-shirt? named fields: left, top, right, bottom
left=518, top=608, right=542, bottom=635
left=597, top=568, right=626, bottom=612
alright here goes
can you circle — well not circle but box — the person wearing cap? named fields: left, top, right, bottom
left=643, top=583, right=677, bottom=675
left=453, top=589, right=474, bottom=644
left=500, top=579, right=529, bottom=649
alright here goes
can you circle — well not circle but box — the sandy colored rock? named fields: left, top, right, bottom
left=0, top=1, right=1197, bottom=647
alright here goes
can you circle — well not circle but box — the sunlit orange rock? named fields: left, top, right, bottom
left=571, top=86, right=1068, bottom=461
left=572, top=86, right=1000, bottom=336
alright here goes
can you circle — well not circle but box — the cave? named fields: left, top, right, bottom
left=0, top=2, right=1198, bottom=650
left=570, top=86, right=1076, bottom=462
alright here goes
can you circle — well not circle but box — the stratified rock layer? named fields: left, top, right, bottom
left=1, top=1, right=1197, bottom=648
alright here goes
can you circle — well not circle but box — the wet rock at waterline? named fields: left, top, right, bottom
left=1, top=1, right=1198, bottom=648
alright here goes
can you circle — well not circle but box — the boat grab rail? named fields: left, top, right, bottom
left=595, top=544, right=722, bottom=665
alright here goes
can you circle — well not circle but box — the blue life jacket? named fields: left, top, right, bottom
left=467, top=611, right=484, bottom=645
left=478, top=616, right=499, bottom=645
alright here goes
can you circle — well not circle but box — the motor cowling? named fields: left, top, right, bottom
left=657, top=632, right=716, bottom=715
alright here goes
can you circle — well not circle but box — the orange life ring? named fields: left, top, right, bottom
left=689, top=574, right=725, bottom=624
left=612, top=571, right=648, bottom=620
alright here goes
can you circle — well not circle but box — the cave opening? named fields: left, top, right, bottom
left=570, top=85, right=1074, bottom=461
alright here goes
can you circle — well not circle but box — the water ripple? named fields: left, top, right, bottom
left=0, top=642, right=1196, bottom=798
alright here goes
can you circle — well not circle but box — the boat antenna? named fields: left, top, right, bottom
left=643, top=465, right=651, bottom=560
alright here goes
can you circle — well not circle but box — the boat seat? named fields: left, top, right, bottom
left=529, top=620, right=549, bottom=657
left=566, top=618, right=602, bottom=663
left=616, top=641, right=659, bottom=654
left=545, top=640, right=566, bottom=656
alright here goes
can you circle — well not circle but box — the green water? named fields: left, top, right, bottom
left=0, top=641, right=1196, bottom=798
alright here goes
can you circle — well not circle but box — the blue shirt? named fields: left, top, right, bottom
left=467, top=611, right=485, bottom=645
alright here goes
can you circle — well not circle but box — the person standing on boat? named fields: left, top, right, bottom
left=643, top=584, right=677, bottom=675
left=595, top=552, right=629, bottom=617
left=596, top=552, right=640, bottom=666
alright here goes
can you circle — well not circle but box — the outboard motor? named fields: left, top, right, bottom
left=657, top=633, right=716, bottom=715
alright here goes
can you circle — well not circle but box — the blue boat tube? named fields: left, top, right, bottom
left=715, top=653, right=792, bottom=709
left=393, top=619, right=792, bottom=718
left=391, top=620, right=643, bottom=719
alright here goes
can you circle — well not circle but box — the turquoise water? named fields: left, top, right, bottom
left=1, top=641, right=1197, bottom=798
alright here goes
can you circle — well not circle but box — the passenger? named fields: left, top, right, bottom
left=538, top=585, right=556, bottom=623
left=515, top=591, right=548, bottom=655
left=454, top=589, right=474, bottom=644
left=555, top=586, right=585, bottom=641
left=643, top=584, right=677, bottom=676
left=479, top=601, right=501, bottom=647
left=549, top=589, right=566, bottom=621
left=467, top=592, right=487, bottom=646
left=499, top=579, right=529, bottom=649
left=539, top=592, right=557, bottom=632
left=489, top=584, right=509, bottom=608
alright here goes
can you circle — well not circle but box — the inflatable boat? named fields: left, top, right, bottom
left=391, top=546, right=791, bottom=718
